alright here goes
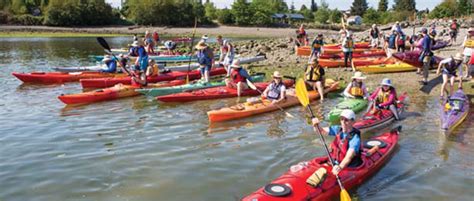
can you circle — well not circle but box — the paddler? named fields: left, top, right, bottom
left=304, top=58, right=325, bottom=102
left=100, top=55, right=117, bottom=73
left=131, top=65, right=147, bottom=87
left=311, top=109, right=363, bottom=175
left=195, top=41, right=214, bottom=83
left=342, top=31, right=354, bottom=68
left=146, top=59, right=159, bottom=77
left=262, top=71, right=287, bottom=104
left=310, top=33, right=324, bottom=58
left=368, top=78, right=400, bottom=120
left=461, top=28, right=474, bottom=79
left=419, top=28, right=433, bottom=85
left=128, top=40, right=149, bottom=72
left=222, top=40, right=235, bottom=76
left=225, top=59, right=251, bottom=97
left=343, top=71, right=368, bottom=99
left=436, top=53, right=464, bottom=98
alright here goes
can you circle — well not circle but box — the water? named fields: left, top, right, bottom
left=0, top=37, right=473, bottom=201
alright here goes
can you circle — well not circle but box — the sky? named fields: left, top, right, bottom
left=106, top=0, right=442, bottom=10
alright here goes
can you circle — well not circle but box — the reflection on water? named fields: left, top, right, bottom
left=0, top=37, right=473, bottom=201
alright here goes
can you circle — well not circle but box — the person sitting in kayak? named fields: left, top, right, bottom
left=225, top=59, right=251, bottom=97
left=342, top=32, right=354, bottom=68
left=436, top=53, right=464, bottom=98
left=146, top=59, right=159, bottom=77
left=343, top=71, right=368, bottom=99
left=310, top=33, right=324, bottom=58
left=100, top=55, right=117, bottom=73
left=128, top=41, right=149, bottom=72
left=368, top=78, right=400, bottom=120
left=262, top=71, right=286, bottom=104
left=311, top=109, right=363, bottom=175
left=304, top=58, right=325, bottom=102
left=131, top=65, right=147, bottom=87
left=195, top=41, right=214, bottom=83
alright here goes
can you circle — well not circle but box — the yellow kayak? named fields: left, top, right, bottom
left=356, top=62, right=416, bottom=74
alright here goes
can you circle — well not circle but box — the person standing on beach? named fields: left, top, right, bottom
left=419, top=28, right=433, bottom=85
left=342, top=32, right=354, bottom=68
left=436, top=53, right=464, bottom=98
left=144, top=31, right=155, bottom=54
left=152, top=31, right=160, bottom=48
left=462, top=28, right=474, bottom=79
left=310, top=33, right=324, bottom=59
left=449, top=19, right=459, bottom=44
left=386, top=30, right=399, bottom=57
left=370, top=24, right=380, bottom=48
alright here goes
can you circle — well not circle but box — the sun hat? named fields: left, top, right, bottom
left=380, top=78, right=393, bottom=87
left=132, top=41, right=139, bottom=47
left=195, top=41, right=208, bottom=50
left=230, top=59, right=241, bottom=68
left=340, top=109, right=356, bottom=121
left=201, top=34, right=209, bottom=40
left=372, top=24, right=376, bottom=28
left=102, top=55, right=112, bottom=62
left=351, top=71, right=366, bottom=80
left=453, top=53, right=463, bottom=61
left=272, top=71, right=282, bottom=78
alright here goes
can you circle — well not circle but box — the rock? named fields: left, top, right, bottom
left=276, top=43, right=288, bottom=48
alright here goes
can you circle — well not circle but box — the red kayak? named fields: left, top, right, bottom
left=58, top=80, right=186, bottom=105
left=156, top=80, right=295, bottom=102
left=319, top=50, right=386, bottom=59
left=12, top=72, right=125, bottom=84
left=80, top=68, right=227, bottom=89
left=324, top=42, right=370, bottom=49
left=392, top=51, right=443, bottom=67
left=353, top=93, right=407, bottom=133
left=242, top=127, right=400, bottom=201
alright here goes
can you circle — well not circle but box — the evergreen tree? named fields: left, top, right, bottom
left=290, top=1, right=295, bottom=13
left=232, top=0, right=252, bottom=26
left=350, top=0, right=368, bottom=16
left=204, top=0, right=217, bottom=20
left=310, top=0, right=318, bottom=12
left=393, top=0, right=416, bottom=12
left=300, top=4, right=308, bottom=11
left=378, top=0, right=388, bottom=12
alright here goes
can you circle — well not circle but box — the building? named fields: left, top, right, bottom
left=347, top=15, right=362, bottom=25
left=272, top=13, right=305, bottom=24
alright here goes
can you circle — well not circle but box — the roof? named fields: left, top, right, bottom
left=272, top=13, right=305, bottom=20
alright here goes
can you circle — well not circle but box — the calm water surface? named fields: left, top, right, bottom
left=0, top=37, right=472, bottom=201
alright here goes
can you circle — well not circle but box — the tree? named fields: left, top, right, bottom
left=428, top=0, right=457, bottom=18
left=232, top=0, right=252, bottom=26
left=328, top=9, right=342, bottom=23
left=310, top=0, right=318, bottom=12
left=320, top=0, right=329, bottom=9
left=217, top=8, right=234, bottom=24
left=11, top=0, right=28, bottom=14
left=314, top=7, right=329, bottom=23
left=299, top=4, right=314, bottom=20
left=378, top=0, right=388, bottom=12
left=290, top=1, right=295, bottom=13
left=458, top=0, right=472, bottom=16
left=204, top=0, right=217, bottom=20
left=393, top=0, right=416, bottom=12
left=350, top=0, right=368, bottom=16
left=363, top=7, right=380, bottom=24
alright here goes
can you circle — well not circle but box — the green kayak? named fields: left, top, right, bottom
left=136, top=74, right=265, bottom=97
left=327, top=98, right=368, bottom=124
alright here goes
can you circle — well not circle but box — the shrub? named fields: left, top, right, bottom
left=12, top=14, right=44, bottom=25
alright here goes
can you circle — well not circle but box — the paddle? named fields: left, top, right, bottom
left=246, top=79, right=295, bottom=119
left=96, top=37, right=131, bottom=76
left=295, top=78, right=351, bottom=201
left=186, top=18, right=198, bottom=84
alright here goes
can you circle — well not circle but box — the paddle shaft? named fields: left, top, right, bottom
left=306, top=105, right=346, bottom=190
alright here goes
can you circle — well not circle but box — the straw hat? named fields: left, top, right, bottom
left=351, top=71, right=366, bottom=80
left=272, top=71, right=282, bottom=78
left=380, top=78, right=393, bottom=87
left=230, top=59, right=241, bottom=68
left=132, top=41, right=139, bottom=47
left=453, top=53, right=463, bottom=61
left=102, top=55, right=112, bottom=62
left=195, top=41, right=208, bottom=50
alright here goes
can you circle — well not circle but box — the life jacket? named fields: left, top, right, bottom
left=397, top=34, right=405, bottom=46
left=312, top=39, right=324, bottom=49
left=345, top=38, right=354, bottom=49
left=231, top=68, right=246, bottom=84
left=197, top=48, right=212, bottom=65
left=129, top=46, right=147, bottom=57
left=149, top=64, right=159, bottom=76
left=349, top=81, right=364, bottom=97
left=153, top=32, right=159, bottom=41
left=444, top=58, right=460, bottom=74
left=370, top=28, right=379, bottom=38
left=450, top=22, right=458, bottom=30
left=305, top=65, right=321, bottom=82
left=267, top=81, right=284, bottom=100
left=329, top=128, right=362, bottom=167
left=299, top=28, right=306, bottom=36
left=388, top=34, right=397, bottom=49
left=376, top=88, right=394, bottom=105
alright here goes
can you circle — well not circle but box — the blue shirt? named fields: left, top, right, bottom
left=101, top=60, right=117, bottom=73
left=422, top=35, right=432, bottom=52
left=328, top=125, right=361, bottom=151
left=238, top=68, right=252, bottom=81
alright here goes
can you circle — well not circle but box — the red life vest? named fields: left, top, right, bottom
left=329, top=128, right=362, bottom=166
left=231, top=69, right=245, bottom=84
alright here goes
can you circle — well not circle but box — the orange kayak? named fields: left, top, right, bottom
left=319, top=57, right=396, bottom=68
left=207, top=79, right=339, bottom=122
left=12, top=71, right=125, bottom=84
left=296, top=44, right=375, bottom=56
left=58, top=80, right=186, bottom=105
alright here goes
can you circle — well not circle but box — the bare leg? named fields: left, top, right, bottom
left=449, top=75, right=455, bottom=96
left=389, top=104, right=400, bottom=120
left=237, top=82, right=241, bottom=97
left=316, top=81, right=324, bottom=101
left=440, top=74, right=448, bottom=97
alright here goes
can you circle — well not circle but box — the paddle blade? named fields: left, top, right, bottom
left=246, top=79, right=257, bottom=90
left=97, top=37, right=111, bottom=51
left=340, top=189, right=352, bottom=201
left=295, top=78, right=310, bottom=107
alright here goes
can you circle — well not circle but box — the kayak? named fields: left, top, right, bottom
left=164, top=55, right=266, bottom=72
left=156, top=80, right=295, bottom=103
left=327, top=98, right=368, bottom=124
left=207, top=79, right=339, bottom=122
left=353, top=93, right=407, bottom=133
left=58, top=80, right=186, bottom=105
left=392, top=51, right=443, bottom=67
left=242, top=127, right=400, bottom=201
left=136, top=74, right=265, bottom=97
left=319, top=57, right=395, bottom=68
left=356, top=62, right=416, bottom=74
left=296, top=46, right=378, bottom=56
left=80, top=68, right=227, bottom=89
left=12, top=71, right=125, bottom=84
left=440, top=89, right=470, bottom=132
left=324, top=42, right=370, bottom=49
left=319, top=50, right=386, bottom=59
left=91, top=54, right=220, bottom=63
